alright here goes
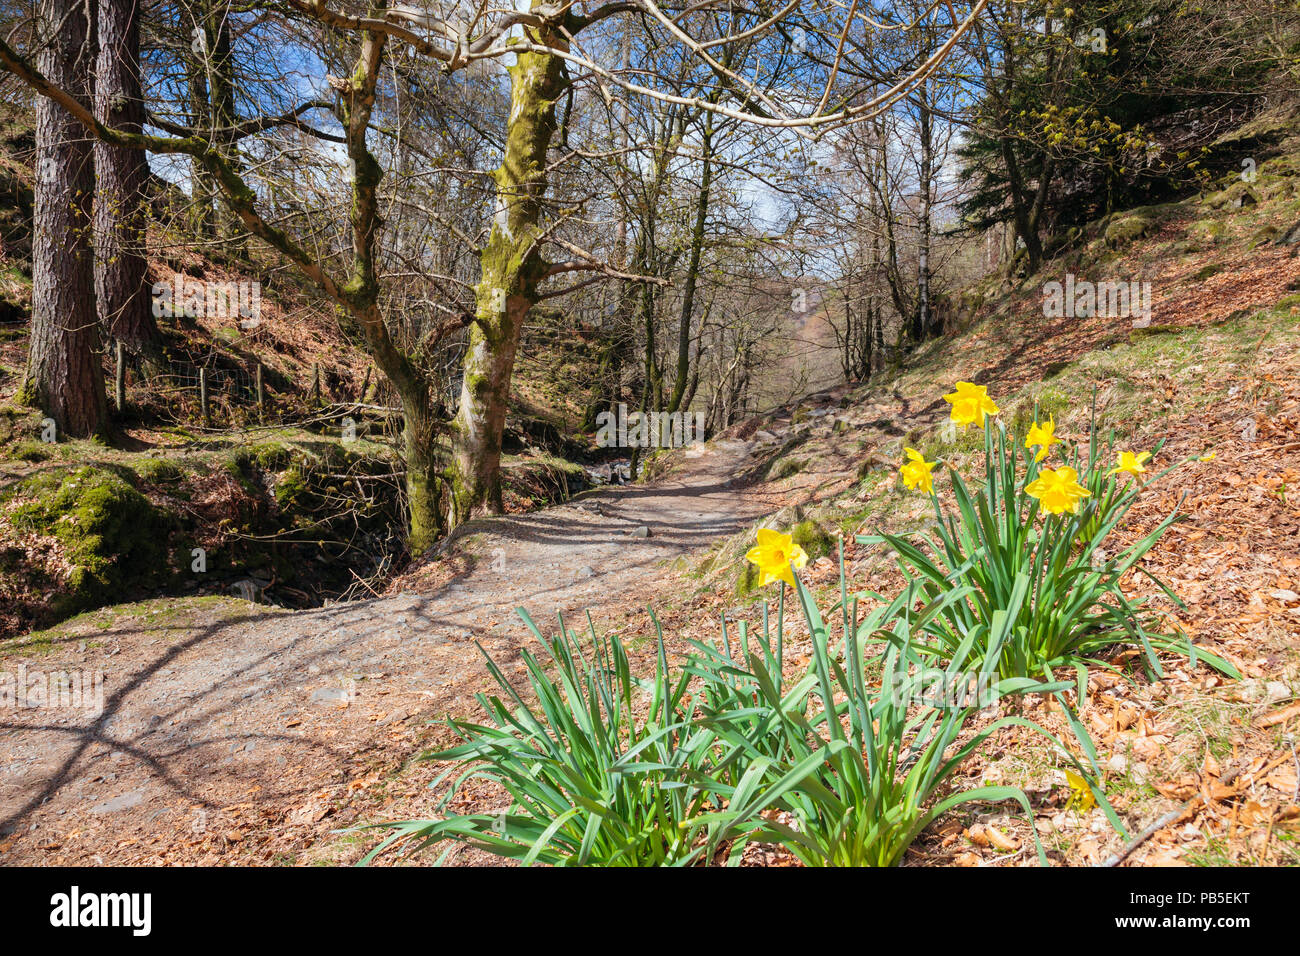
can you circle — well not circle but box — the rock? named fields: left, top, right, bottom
left=754, top=429, right=777, bottom=442
left=628, top=526, right=651, bottom=538
left=576, top=565, right=595, bottom=579
left=311, top=687, right=351, bottom=706
left=230, top=578, right=262, bottom=602
left=1265, top=681, right=1291, bottom=703
left=1104, top=213, right=1154, bottom=248
left=90, top=790, right=145, bottom=814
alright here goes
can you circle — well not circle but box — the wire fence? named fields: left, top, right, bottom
left=105, top=339, right=382, bottom=432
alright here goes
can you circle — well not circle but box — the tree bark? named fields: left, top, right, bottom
left=21, top=0, right=107, bottom=439
left=665, top=129, right=712, bottom=415
left=187, top=1, right=238, bottom=243
left=915, top=80, right=934, bottom=341
left=95, top=0, right=160, bottom=357
left=449, top=31, right=567, bottom=524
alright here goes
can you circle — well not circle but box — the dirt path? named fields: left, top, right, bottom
left=0, top=437, right=780, bottom=864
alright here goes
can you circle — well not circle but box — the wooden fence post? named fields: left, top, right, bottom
left=199, top=368, right=210, bottom=427
left=114, top=340, right=126, bottom=412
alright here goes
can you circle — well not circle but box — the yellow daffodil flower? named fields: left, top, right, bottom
left=899, top=447, right=937, bottom=495
left=1025, top=465, right=1091, bottom=515
left=1064, top=769, right=1096, bottom=813
left=1198, top=451, right=1216, bottom=462
left=744, top=528, right=809, bottom=588
left=943, top=381, right=999, bottom=428
left=1024, top=417, right=1061, bottom=462
left=1107, top=450, right=1151, bottom=478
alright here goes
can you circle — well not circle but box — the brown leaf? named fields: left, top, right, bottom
left=1258, top=702, right=1300, bottom=729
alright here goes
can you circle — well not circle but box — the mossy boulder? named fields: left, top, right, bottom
left=247, top=441, right=294, bottom=470
left=10, top=466, right=170, bottom=614
left=1189, top=219, right=1228, bottom=244
left=1203, top=180, right=1258, bottom=211
left=766, top=456, right=806, bottom=481
left=1104, top=213, right=1155, bottom=248
left=273, top=466, right=312, bottom=510
left=131, top=457, right=185, bottom=484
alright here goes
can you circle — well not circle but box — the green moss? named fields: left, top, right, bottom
left=1104, top=213, right=1154, bottom=248
left=249, top=441, right=294, bottom=470
left=791, top=519, right=835, bottom=561
left=923, top=425, right=984, bottom=461
left=1203, top=180, right=1258, bottom=211
left=1189, top=219, right=1227, bottom=244
left=734, top=559, right=762, bottom=598
left=1011, top=386, right=1072, bottom=436
left=767, top=457, right=806, bottom=481
left=856, top=457, right=888, bottom=481
left=131, top=458, right=184, bottom=484
left=274, top=466, right=311, bottom=509
left=9, top=466, right=169, bottom=614
left=1128, top=324, right=1183, bottom=341
left=10, top=441, right=51, bottom=462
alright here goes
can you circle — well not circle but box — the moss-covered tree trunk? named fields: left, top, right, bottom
left=22, top=0, right=107, bottom=439
left=337, top=16, right=444, bottom=553
left=449, top=32, right=567, bottom=524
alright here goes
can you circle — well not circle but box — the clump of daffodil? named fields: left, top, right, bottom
left=899, top=447, right=937, bottom=495
left=1024, top=417, right=1061, bottom=462
left=1108, top=450, right=1151, bottom=478
left=1026, top=465, right=1091, bottom=515
left=745, top=528, right=809, bottom=588
left=943, top=381, right=999, bottom=428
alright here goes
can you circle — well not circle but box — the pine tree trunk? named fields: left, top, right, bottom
left=21, top=0, right=107, bottom=439
left=95, top=0, right=160, bottom=357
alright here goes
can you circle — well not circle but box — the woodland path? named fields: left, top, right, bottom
left=0, top=436, right=780, bottom=864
